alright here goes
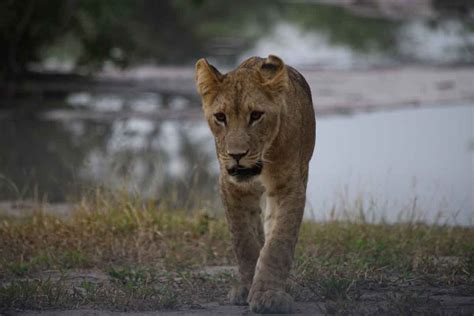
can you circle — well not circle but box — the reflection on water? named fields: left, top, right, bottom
left=0, top=96, right=218, bottom=209
left=0, top=92, right=472, bottom=224
left=309, top=104, right=473, bottom=225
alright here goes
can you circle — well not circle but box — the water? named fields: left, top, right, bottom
left=308, top=103, right=473, bottom=225
left=0, top=95, right=472, bottom=225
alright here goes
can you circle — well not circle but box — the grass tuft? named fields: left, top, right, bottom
left=0, top=190, right=473, bottom=313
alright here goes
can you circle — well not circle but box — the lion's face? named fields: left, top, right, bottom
left=195, top=56, right=288, bottom=182
left=207, top=81, right=281, bottom=181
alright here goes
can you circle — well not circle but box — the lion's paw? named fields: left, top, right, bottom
left=228, top=284, right=249, bottom=305
left=248, top=289, right=294, bottom=314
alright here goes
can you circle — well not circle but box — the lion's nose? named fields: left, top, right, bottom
left=228, top=150, right=248, bottom=163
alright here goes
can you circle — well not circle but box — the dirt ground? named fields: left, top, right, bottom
left=2, top=267, right=473, bottom=316
left=1, top=200, right=473, bottom=315
left=3, top=303, right=324, bottom=316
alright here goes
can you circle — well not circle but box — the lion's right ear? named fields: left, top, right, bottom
left=195, top=58, right=223, bottom=105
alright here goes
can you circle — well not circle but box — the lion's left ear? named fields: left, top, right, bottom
left=259, top=55, right=289, bottom=93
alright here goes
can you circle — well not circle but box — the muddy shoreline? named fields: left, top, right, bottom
left=2, top=65, right=473, bottom=119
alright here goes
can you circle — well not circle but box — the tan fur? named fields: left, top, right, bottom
left=195, top=55, right=316, bottom=314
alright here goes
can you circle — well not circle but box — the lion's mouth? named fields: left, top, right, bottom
left=227, top=162, right=262, bottom=181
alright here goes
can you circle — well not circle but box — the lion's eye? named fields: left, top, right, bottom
left=250, top=111, right=264, bottom=123
left=214, top=112, right=226, bottom=124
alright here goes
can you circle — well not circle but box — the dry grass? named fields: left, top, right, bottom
left=1, top=190, right=473, bottom=314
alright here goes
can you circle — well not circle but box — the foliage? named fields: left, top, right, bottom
left=2, top=0, right=473, bottom=79
left=0, top=0, right=275, bottom=78
left=283, top=3, right=401, bottom=53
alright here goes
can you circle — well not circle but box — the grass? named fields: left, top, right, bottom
left=0, top=190, right=473, bottom=314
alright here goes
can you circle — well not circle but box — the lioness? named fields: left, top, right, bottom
left=195, top=55, right=316, bottom=314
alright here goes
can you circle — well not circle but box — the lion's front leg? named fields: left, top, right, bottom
left=220, top=177, right=264, bottom=305
left=248, top=182, right=306, bottom=314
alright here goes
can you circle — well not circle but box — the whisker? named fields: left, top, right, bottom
left=261, top=157, right=274, bottom=164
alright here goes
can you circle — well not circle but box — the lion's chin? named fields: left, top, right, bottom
left=227, top=162, right=263, bottom=182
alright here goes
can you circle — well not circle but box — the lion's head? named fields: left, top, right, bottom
left=195, top=55, right=289, bottom=182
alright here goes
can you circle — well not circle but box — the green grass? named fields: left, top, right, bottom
left=0, top=190, right=473, bottom=313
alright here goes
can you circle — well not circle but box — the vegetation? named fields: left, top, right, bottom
left=0, top=0, right=276, bottom=78
left=284, top=3, right=400, bottom=54
left=0, top=190, right=472, bottom=313
left=3, top=0, right=473, bottom=80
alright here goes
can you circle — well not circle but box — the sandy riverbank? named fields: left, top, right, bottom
left=4, top=65, right=473, bottom=119
left=100, top=65, right=474, bottom=116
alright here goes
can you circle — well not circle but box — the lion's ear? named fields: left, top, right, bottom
left=195, top=58, right=223, bottom=105
left=259, top=55, right=289, bottom=93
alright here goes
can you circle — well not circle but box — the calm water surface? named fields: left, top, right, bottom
left=308, top=103, right=473, bottom=224
left=0, top=96, right=472, bottom=225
